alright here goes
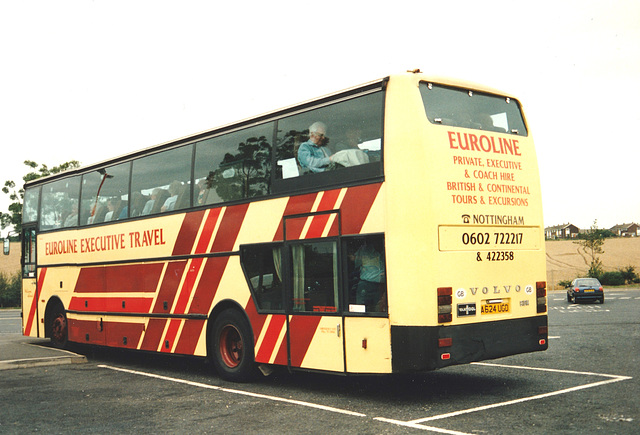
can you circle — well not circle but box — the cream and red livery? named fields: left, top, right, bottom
left=20, top=72, right=548, bottom=381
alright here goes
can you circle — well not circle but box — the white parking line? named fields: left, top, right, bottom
left=98, top=365, right=367, bottom=417
left=375, top=362, right=631, bottom=432
left=99, top=362, right=633, bottom=435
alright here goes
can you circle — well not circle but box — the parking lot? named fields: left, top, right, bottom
left=1, top=289, right=639, bottom=434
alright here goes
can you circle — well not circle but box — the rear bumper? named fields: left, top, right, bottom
left=390, top=316, right=548, bottom=373
left=573, top=291, right=604, bottom=301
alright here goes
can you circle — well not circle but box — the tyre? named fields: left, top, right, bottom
left=209, top=309, right=258, bottom=382
left=567, top=293, right=571, bottom=302
left=48, top=302, right=68, bottom=349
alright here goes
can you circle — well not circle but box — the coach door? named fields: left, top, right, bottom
left=21, top=226, right=39, bottom=337
left=283, top=214, right=345, bottom=373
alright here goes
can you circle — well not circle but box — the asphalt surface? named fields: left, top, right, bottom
left=0, top=310, right=86, bottom=370
left=1, top=289, right=639, bottom=434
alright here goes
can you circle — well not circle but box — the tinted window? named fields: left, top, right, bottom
left=290, top=241, right=339, bottom=313
left=22, top=187, right=40, bottom=224
left=40, top=176, right=81, bottom=230
left=420, top=82, right=527, bottom=135
left=80, top=162, right=131, bottom=225
left=22, top=228, right=36, bottom=278
left=241, top=244, right=284, bottom=311
left=194, top=123, right=273, bottom=205
left=576, top=278, right=601, bottom=287
left=344, top=235, right=387, bottom=314
left=275, top=91, right=383, bottom=182
left=131, top=145, right=193, bottom=216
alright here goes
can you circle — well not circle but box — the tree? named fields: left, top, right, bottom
left=1, top=160, right=80, bottom=233
left=574, top=220, right=606, bottom=278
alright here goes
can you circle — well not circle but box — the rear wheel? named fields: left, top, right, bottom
left=209, top=309, right=258, bottom=382
left=48, top=303, right=68, bottom=349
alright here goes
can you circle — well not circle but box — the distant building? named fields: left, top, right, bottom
left=545, top=223, right=580, bottom=239
left=0, top=242, right=21, bottom=276
left=609, top=223, right=639, bottom=237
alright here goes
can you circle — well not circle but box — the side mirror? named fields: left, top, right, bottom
left=3, top=238, right=9, bottom=255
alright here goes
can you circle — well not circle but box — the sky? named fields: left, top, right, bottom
left=1, top=0, right=639, bottom=234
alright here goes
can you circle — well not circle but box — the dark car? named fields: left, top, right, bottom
left=567, top=278, right=604, bottom=304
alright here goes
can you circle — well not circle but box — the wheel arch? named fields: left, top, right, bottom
left=43, top=296, right=65, bottom=339
left=206, top=299, right=254, bottom=360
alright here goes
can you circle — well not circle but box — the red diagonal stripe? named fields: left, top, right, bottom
left=152, top=261, right=187, bottom=313
left=210, top=203, right=249, bottom=253
left=175, top=257, right=229, bottom=353
left=255, top=315, right=286, bottom=363
left=305, top=189, right=342, bottom=239
left=274, top=193, right=318, bottom=241
left=140, top=318, right=167, bottom=351
left=273, top=328, right=289, bottom=366
left=187, top=257, right=228, bottom=314
left=288, top=315, right=322, bottom=367
left=161, top=319, right=182, bottom=353
left=172, top=210, right=206, bottom=256
left=330, top=183, right=382, bottom=236
left=172, top=204, right=250, bottom=357
left=173, top=258, right=204, bottom=314
left=174, top=319, right=206, bottom=355
left=24, top=268, right=46, bottom=336
left=194, top=208, right=222, bottom=254
left=316, top=188, right=342, bottom=211
left=244, top=297, right=267, bottom=343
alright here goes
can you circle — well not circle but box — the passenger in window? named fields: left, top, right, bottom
left=297, top=122, right=334, bottom=173
left=353, top=241, right=386, bottom=312
left=129, top=192, right=148, bottom=217
left=337, top=128, right=362, bottom=151
left=150, top=189, right=170, bottom=214
left=332, top=128, right=370, bottom=166
left=104, top=197, right=126, bottom=221
left=63, top=203, right=79, bottom=227
left=161, top=181, right=184, bottom=212
left=88, top=204, right=107, bottom=224
left=141, top=189, right=161, bottom=215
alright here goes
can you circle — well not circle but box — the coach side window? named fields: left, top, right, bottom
left=22, top=187, right=40, bottom=224
left=344, top=235, right=387, bottom=314
left=275, top=91, right=384, bottom=181
left=194, top=123, right=273, bottom=206
left=40, top=176, right=81, bottom=230
left=241, top=244, right=284, bottom=311
left=80, top=162, right=131, bottom=225
left=132, top=145, right=193, bottom=216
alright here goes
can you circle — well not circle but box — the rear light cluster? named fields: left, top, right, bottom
left=437, top=287, right=453, bottom=323
left=536, top=281, right=547, bottom=313
left=538, top=325, right=548, bottom=346
left=438, top=337, right=452, bottom=360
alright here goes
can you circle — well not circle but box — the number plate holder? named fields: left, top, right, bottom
left=480, top=298, right=510, bottom=315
